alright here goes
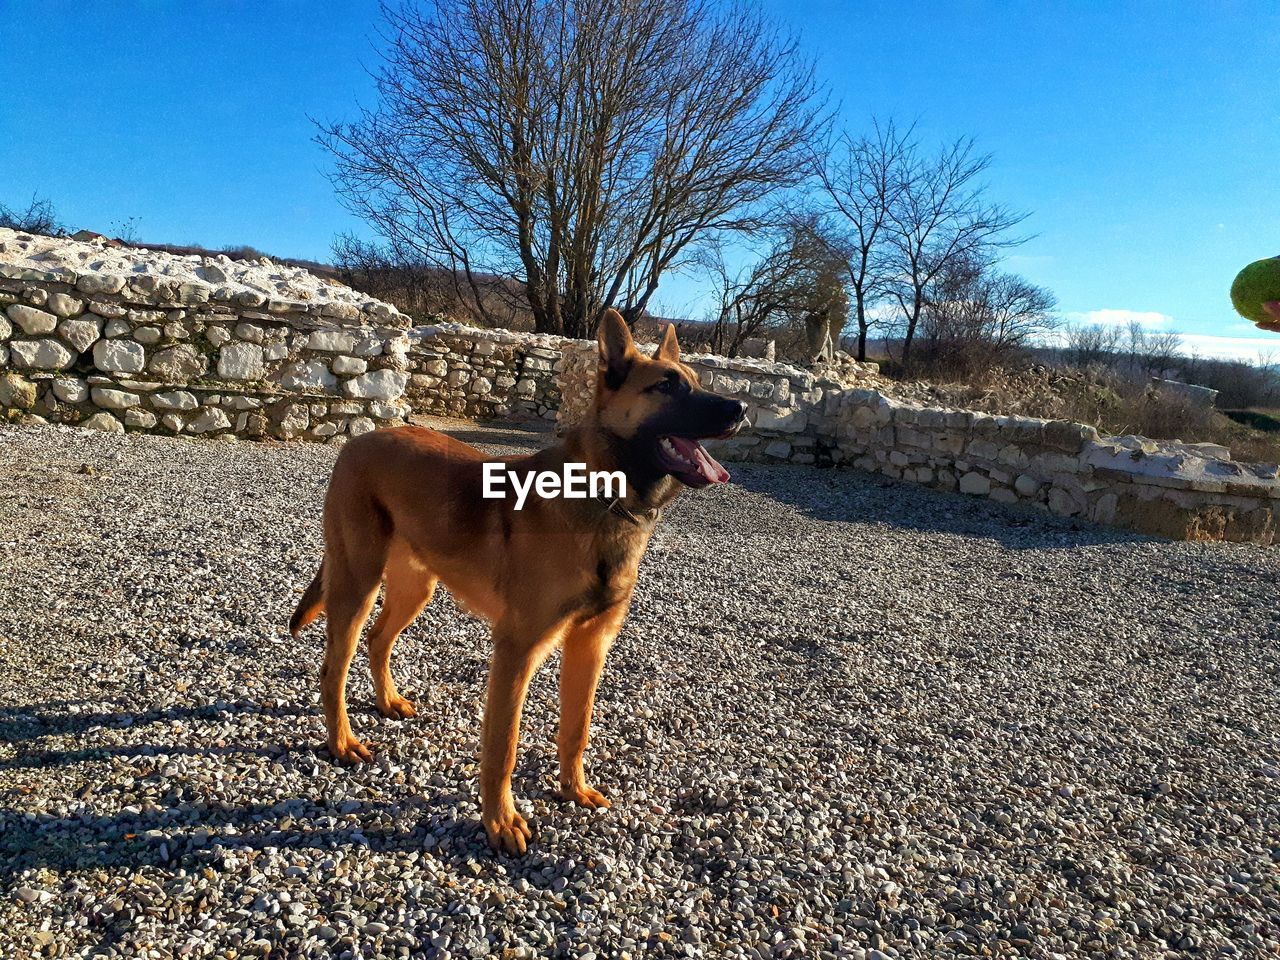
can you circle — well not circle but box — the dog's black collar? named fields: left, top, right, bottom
left=604, top=497, right=660, bottom=527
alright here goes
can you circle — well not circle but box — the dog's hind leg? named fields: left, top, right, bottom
left=321, top=531, right=387, bottom=764
left=367, top=539, right=437, bottom=720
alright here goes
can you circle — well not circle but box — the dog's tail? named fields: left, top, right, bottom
left=289, top=562, right=325, bottom=638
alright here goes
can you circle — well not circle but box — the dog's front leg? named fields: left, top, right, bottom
left=557, top=601, right=627, bottom=809
left=480, top=623, right=557, bottom=854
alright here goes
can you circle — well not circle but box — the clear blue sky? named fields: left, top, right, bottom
left=2, top=1, right=1277, bottom=358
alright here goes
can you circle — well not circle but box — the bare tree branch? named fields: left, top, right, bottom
left=813, top=118, right=913, bottom=360
left=318, top=0, right=826, bottom=337
left=883, top=137, right=1030, bottom=365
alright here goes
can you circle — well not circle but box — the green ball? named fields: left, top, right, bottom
left=1230, top=257, right=1280, bottom=324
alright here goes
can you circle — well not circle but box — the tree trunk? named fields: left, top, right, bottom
left=562, top=292, right=590, bottom=340
left=855, top=297, right=868, bottom=361
left=901, top=315, right=918, bottom=366
left=899, top=285, right=924, bottom=367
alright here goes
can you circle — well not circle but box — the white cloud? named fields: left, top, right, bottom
left=1056, top=308, right=1280, bottom=361
left=1064, top=309, right=1174, bottom=329
left=1176, top=333, right=1280, bottom=363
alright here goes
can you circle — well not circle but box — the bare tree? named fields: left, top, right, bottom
left=1116, top=320, right=1182, bottom=376
left=917, top=253, right=1056, bottom=368
left=1122, top=320, right=1148, bottom=373
left=1143, top=330, right=1184, bottom=376
left=699, top=218, right=846, bottom=359
left=319, top=0, right=825, bottom=338
left=813, top=118, right=912, bottom=360
left=884, top=138, right=1028, bottom=365
left=0, top=194, right=64, bottom=235
left=1062, top=322, right=1123, bottom=367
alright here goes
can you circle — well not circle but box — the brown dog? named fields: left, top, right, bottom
left=290, top=310, right=746, bottom=852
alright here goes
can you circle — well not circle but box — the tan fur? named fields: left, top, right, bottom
left=291, top=310, right=738, bottom=853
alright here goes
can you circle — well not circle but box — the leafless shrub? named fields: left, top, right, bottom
left=221, top=244, right=271, bottom=260
left=0, top=194, right=65, bottom=236
left=913, top=252, right=1057, bottom=375
left=109, top=216, right=142, bottom=245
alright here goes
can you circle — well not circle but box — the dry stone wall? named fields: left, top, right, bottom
left=553, top=341, right=1280, bottom=545
left=401, top=324, right=566, bottom=422
left=0, top=231, right=414, bottom=440
left=0, top=279, right=415, bottom=441
left=3, top=229, right=1277, bottom=543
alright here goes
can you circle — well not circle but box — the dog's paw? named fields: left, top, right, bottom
left=377, top=696, right=417, bottom=720
left=559, top=784, right=612, bottom=810
left=328, top=736, right=374, bottom=764
left=483, top=808, right=533, bottom=855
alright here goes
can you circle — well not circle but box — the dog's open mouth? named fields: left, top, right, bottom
left=657, top=435, right=731, bottom=488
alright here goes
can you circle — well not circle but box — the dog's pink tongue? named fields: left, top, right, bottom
left=695, top=444, right=731, bottom=483
left=672, top=436, right=731, bottom=484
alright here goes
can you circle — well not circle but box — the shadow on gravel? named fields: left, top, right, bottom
left=0, top=699, right=309, bottom=745
left=0, top=794, right=590, bottom=887
left=0, top=696, right=593, bottom=885
left=727, top=462, right=1153, bottom=551
left=0, top=741, right=298, bottom=772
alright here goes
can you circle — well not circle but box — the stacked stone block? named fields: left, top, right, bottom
left=0, top=265, right=412, bottom=441
left=401, top=323, right=571, bottom=422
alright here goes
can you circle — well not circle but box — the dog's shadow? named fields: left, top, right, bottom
left=0, top=794, right=587, bottom=885
left=0, top=699, right=590, bottom=885
left=0, top=698, right=308, bottom=745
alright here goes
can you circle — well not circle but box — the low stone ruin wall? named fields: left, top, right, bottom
left=0, top=272, right=415, bottom=442
left=2, top=228, right=1276, bottom=544
left=0, top=286, right=570, bottom=439
left=0, top=229, right=431, bottom=441
left=402, top=324, right=565, bottom=422
left=554, top=341, right=1280, bottom=545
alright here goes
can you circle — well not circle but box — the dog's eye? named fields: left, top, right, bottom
left=651, top=375, right=681, bottom=394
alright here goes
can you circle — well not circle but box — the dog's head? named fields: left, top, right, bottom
left=594, top=309, right=747, bottom=489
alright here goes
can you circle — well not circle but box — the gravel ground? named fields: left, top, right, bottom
left=1, top=419, right=1278, bottom=960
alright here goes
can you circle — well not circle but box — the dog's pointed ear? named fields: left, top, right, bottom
left=656, top=323, right=681, bottom=362
left=597, top=308, right=635, bottom=390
